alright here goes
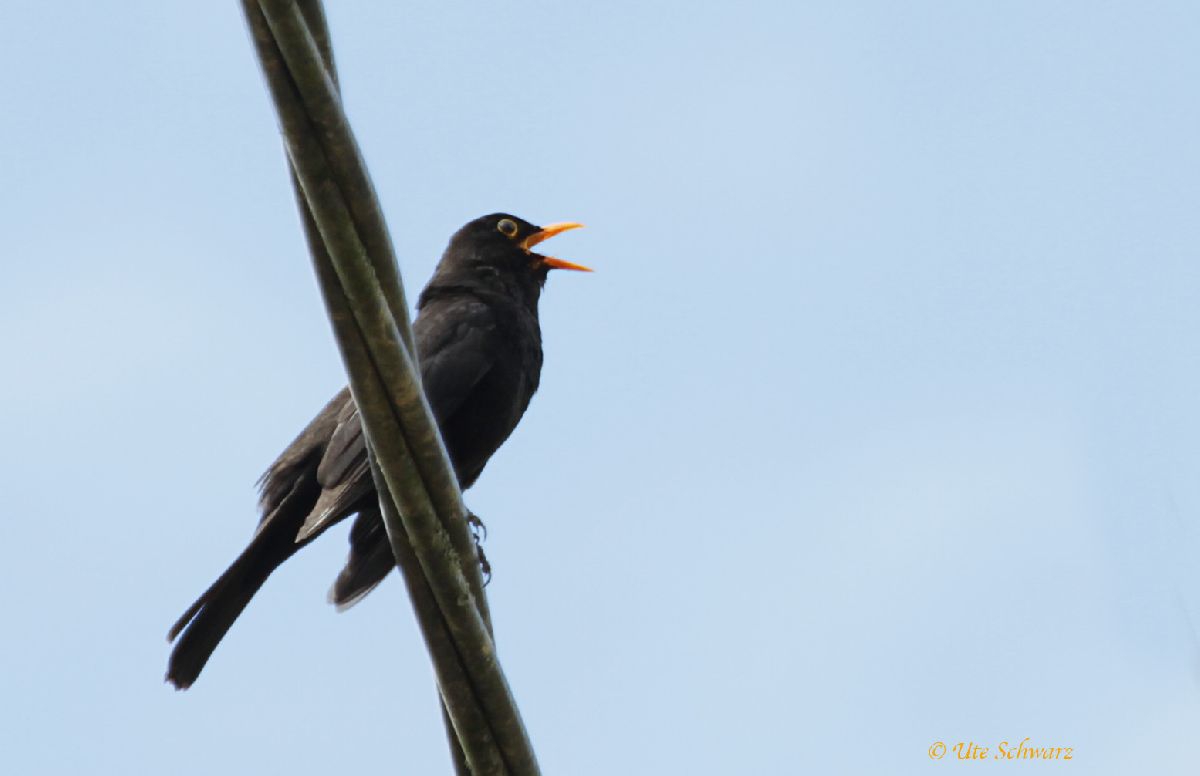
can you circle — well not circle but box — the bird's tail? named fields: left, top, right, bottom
left=166, top=472, right=321, bottom=689
left=328, top=506, right=394, bottom=610
left=165, top=527, right=296, bottom=690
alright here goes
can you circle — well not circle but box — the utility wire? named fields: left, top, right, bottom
left=240, top=2, right=542, bottom=773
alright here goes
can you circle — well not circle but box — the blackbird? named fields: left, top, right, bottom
left=166, top=213, right=589, bottom=689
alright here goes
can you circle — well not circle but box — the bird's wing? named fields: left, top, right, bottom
left=297, top=396, right=373, bottom=540
left=414, top=297, right=502, bottom=423
left=294, top=297, right=500, bottom=543
left=255, top=387, right=351, bottom=531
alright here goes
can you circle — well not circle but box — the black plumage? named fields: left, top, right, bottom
left=166, top=213, right=588, bottom=689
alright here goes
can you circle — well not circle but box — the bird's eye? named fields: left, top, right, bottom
left=496, top=218, right=519, bottom=238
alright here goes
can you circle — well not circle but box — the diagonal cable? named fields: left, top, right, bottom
left=240, top=2, right=542, bottom=773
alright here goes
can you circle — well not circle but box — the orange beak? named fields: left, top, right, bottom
left=521, top=222, right=592, bottom=272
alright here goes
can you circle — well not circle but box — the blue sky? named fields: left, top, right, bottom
left=2, top=2, right=1199, bottom=773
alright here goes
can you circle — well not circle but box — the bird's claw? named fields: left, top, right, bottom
left=467, top=510, right=487, bottom=542
left=477, top=546, right=492, bottom=586
left=467, top=510, right=491, bottom=585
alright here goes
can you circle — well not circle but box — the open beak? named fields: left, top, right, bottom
left=522, top=222, right=592, bottom=272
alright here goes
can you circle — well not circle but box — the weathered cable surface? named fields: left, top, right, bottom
left=240, top=2, right=541, bottom=773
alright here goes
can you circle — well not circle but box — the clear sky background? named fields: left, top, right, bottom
left=2, top=2, right=1199, bottom=773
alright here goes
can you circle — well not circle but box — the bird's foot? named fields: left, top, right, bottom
left=467, top=510, right=487, bottom=542
left=467, top=510, right=491, bottom=585
left=477, top=545, right=492, bottom=586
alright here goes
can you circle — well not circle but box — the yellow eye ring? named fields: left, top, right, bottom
left=496, top=218, right=519, bottom=238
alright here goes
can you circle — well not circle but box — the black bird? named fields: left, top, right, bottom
left=166, top=213, right=589, bottom=689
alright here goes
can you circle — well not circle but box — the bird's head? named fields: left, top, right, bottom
left=426, top=213, right=590, bottom=309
